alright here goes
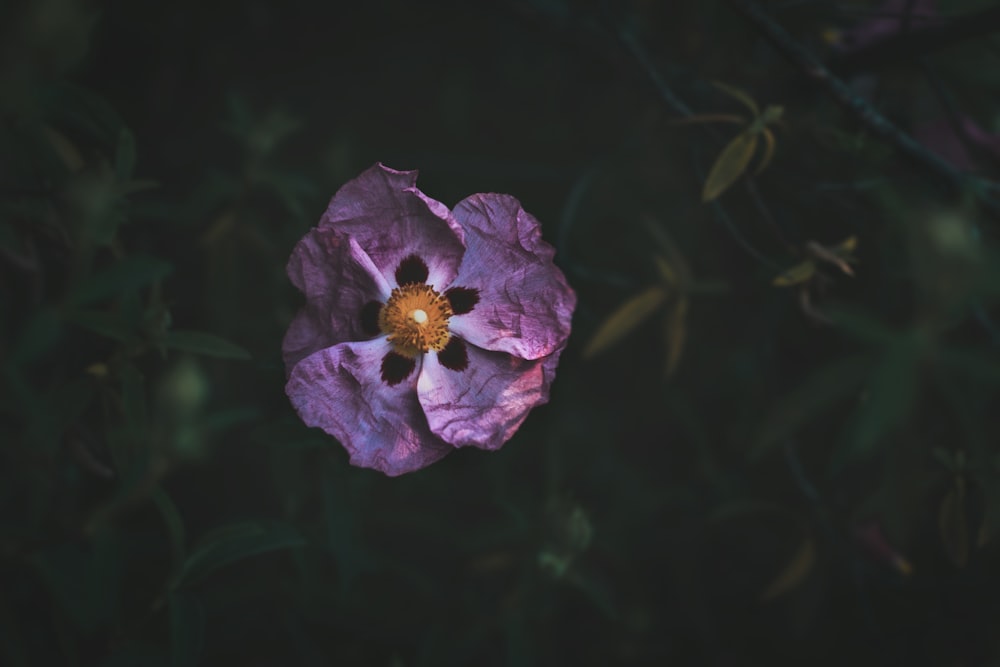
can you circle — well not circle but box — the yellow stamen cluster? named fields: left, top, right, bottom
left=378, top=283, right=453, bottom=357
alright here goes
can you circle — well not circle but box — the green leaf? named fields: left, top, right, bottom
left=40, top=82, right=125, bottom=147
left=120, top=362, right=148, bottom=435
left=162, top=330, right=251, bottom=360
left=711, top=81, right=760, bottom=117
left=702, top=130, right=758, bottom=202
left=69, top=256, right=173, bottom=306
left=169, top=592, right=205, bottom=667
left=772, top=259, right=817, bottom=287
left=760, top=538, right=816, bottom=601
left=663, top=297, right=687, bottom=377
left=66, top=308, right=135, bottom=342
left=936, top=346, right=1000, bottom=384
left=0, top=221, right=22, bottom=254
left=258, top=168, right=317, bottom=220
left=584, top=286, right=667, bottom=358
left=30, top=532, right=122, bottom=634
left=835, top=338, right=921, bottom=466
left=153, top=488, right=187, bottom=570
left=753, top=354, right=871, bottom=458
left=50, top=376, right=96, bottom=433
left=9, top=308, right=61, bottom=366
left=115, top=128, right=137, bottom=182
left=173, top=520, right=306, bottom=588
left=825, top=306, right=896, bottom=344
left=939, top=480, right=969, bottom=568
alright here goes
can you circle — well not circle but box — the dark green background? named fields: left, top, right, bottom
left=4, top=0, right=1000, bottom=664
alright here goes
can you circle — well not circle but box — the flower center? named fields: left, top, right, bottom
left=378, top=283, right=453, bottom=357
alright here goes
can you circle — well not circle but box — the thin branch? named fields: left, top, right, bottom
left=616, top=26, right=695, bottom=118
left=744, top=177, right=797, bottom=252
left=617, top=22, right=783, bottom=269
left=725, top=0, right=1000, bottom=223
left=831, top=4, right=1000, bottom=76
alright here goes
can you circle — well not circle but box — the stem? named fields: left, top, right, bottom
left=725, top=0, right=1000, bottom=222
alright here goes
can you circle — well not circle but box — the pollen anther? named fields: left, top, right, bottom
left=379, top=284, right=453, bottom=356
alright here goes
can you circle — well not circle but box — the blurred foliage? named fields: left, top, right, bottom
left=4, top=0, right=1000, bottom=665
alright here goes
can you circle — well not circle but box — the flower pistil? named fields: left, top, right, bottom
left=379, top=283, right=454, bottom=357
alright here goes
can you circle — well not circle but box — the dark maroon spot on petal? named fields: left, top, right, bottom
left=381, top=352, right=416, bottom=386
left=444, top=286, right=479, bottom=315
left=395, top=254, right=429, bottom=285
left=360, top=301, right=382, bottom=336
left=438, top=337, right=468, bottom=372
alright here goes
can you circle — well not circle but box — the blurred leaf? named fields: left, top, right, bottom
left=169, top=592, right=205, bottom=667
left=199, top=407, right=258, bottom=435
left=584, top=285, right=667, bottom=358
left=198, top=207, right=237, bottom=247
left=153, top=488, right=187, bottom=571
left=115, top=128, right=136, bottom=182
left=42, top=124, right=85, bottom=172
left=939, top=478, right=969, bottom=568
left=21, top=375, right=95, bottom=457
left=654, top=254, right=680, bottom=286
left=566, top=567, right=619, bottom=621
left=66, top=308, right=135, bottom=342
left=761, top=538, right=816, bottom=601
left=756, top=127, right=777, bottom=174
left=504, top=616, right=534, bottom=667
left=702, top=130, right=758, bottom=202
left=173, top=520, right=306, bottom=588
left=68, top=256, right=173, bottom=306
left=321, top=466, right=377, bottom=592
left=663, top=297, right=687, bottom=377
left=753, top=354, right=871, bottom=458
left=712, top=80, right=760, bottom=117
left=30, top=532, right=121, bottom=634
left=48, top=376, right=96, bottom=434
left=120, top=362, right=148, bottom=435
left=9, top=308, right=61, bottom=366
left=977, top=483, right=1000, bottom=547
left=825, top=306, right=896, bottom=344
left=0, top=221, right=21, bottom=254
left=931, top=447, right=956, bottom=472
left=162, top=330, right=251, bottom=360
left=807, top=236, right=857, bottom=277
left=40, top=83, right=125, bottom=147
left=772, top=259, right=817, bottom=287
left=838, top=337, right=920, bottom=464
left=936, top=346, right=1000, bottom=384
left=258, top=169, right=317, bottom=220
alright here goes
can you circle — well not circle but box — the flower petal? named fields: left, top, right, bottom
left=282, top=227, right=390, bottom=373
left=286, top=339, right=452, bottom=476
left=447, top=194, right=575, bottom=360
left=319, top=163, right=466, bottom=290
left=417, top=341, right=562, bottom=450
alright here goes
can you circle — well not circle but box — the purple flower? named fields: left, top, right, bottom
left=914, top=115, right=1000, bottom=174
left=834, top=0, right=940, bottom=53
left=282, top=163, right=576, bottom=476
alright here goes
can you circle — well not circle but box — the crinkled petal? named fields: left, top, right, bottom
left=417, top=341, right=564, bottom=450
left=286, top=339, right=452, bottom=476
left=320, top=163, right=466, bottom=290
left=447, top=193, right=575, bottom=360
left=282, top=227, right=390, bottom=373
